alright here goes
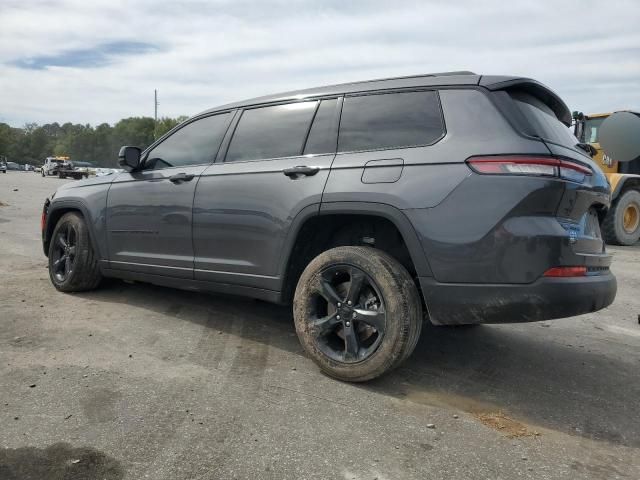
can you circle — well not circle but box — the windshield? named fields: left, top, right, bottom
left=509, top=90, right=579, bottom=149
left=584, top=117, right=606, bottom=143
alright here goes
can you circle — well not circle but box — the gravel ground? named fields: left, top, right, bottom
left=1, top=171, right=640, bottom=480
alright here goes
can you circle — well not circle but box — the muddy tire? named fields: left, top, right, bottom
left=293, top=246, right=422, bottom=382
left=602, top=189, right=640, bottom=246
left=48, top=212, right=102, bottom=292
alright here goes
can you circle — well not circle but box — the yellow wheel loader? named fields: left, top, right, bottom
left=574, top=111, right=640, bottom=245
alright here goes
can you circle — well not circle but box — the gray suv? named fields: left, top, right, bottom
left=42, top=72, right=616, bottom=381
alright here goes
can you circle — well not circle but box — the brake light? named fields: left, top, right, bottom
left=543, top=266, right=587, bottom=277
left=467, top=156, right=592, bottom=182
left=40, top=211, right=46, bottom=232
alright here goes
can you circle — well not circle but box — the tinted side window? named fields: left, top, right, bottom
left=338, top=91, right=444, bottom=152
left=304, top=98, right=338, bottom=155
left=146, top=113, right=231, bottom=169
left=226, top=102, right=318, bottom=162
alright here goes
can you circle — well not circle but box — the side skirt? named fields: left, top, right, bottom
left=101, top=268, right=283, bottom=304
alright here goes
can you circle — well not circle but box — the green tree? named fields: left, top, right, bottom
left=0, top=123, right=20, bottom=159
left=0, top=115, right=187, bottom=167
left=155, top=115, right=189, bottom=138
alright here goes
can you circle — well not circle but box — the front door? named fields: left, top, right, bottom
left=106, top=112, right=233, bottom=278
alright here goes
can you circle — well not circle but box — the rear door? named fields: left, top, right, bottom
left=322, top=90, right=448, bottom=208
left=106, top=112, right=233, bottom=278
left=192, top=98, right=340, bottom=290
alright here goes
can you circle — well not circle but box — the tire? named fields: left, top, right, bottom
left=48, top=212, right=102, bottom=292
left=293, top=246, right=422, bottom=382
left=41, top=170, right=45, bottom=177
left=602, top=189, right=640, bottom=246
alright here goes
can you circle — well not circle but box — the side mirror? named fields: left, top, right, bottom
left=118, top=146, right=141, bottom=171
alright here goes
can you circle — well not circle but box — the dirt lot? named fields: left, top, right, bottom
left=1, top=171, right=640, bottom=479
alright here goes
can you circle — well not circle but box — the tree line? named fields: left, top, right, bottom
left=0, top=116, right=188, bottom=168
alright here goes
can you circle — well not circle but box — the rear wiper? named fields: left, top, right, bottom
left=576, top=143, right=597, bottom=157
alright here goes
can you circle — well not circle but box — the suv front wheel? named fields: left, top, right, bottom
left=293, top=246, right=422, bottom=382
left=48, top=212, right=102, bottom=292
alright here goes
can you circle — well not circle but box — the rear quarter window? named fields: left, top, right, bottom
left=338, top=90, right=444, bottom=152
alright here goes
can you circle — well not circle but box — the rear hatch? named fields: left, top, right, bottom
left=500, top=84, right=610, bottom=256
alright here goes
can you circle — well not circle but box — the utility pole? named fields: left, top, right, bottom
left=154, top=89, right=159, bottom=139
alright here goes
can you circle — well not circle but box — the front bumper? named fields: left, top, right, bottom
left=419, top=273, right=617, bottom=325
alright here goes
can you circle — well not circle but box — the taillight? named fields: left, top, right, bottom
left=467, top=156, right=592, bottom=183
left=543, top=266, right=587, bottom=277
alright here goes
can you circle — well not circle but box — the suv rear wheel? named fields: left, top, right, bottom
left=293, top=246, right=422, bottom=382
left=48, top=212, right=102, bottom=292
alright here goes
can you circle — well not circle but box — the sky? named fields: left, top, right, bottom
left=0, top=0, right=639, bottom=127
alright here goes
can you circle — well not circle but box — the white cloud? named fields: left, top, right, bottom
left=0, top=0, right=639, bottom=126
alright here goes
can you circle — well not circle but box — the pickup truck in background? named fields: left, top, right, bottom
left=41, top=156, right=72, bottom=177
left=41, top=157, right=92, bottom=179
left=56, top=161, right=90, bottom=180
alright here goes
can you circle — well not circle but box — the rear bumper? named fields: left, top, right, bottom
left=419, top=273, right=616, bottom=325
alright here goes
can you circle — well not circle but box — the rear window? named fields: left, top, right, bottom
left=338, top=91, right=444, bottom=152
left=509, top=91, right=578, bottom=148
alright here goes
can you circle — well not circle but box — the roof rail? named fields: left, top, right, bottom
left=342, top=71, right=477, bottom=87
left=426, top=71, right=477, bottom=77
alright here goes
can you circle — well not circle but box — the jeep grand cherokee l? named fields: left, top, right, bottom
left=41, top=72, right=616, bottom=381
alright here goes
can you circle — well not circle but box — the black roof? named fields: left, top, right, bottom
left=199, top=71, right=571, bottom=125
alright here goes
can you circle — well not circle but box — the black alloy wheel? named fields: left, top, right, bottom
left=294, top=246, right=422, bottom=382
left=51, top=223, right=77, bottom=282
left=310, top=264, right=387, bottom=363
left=48, top=211, right=102, bottom=292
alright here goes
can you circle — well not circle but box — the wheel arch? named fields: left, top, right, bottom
left=278, top=201, right=432, bottom=304
left=43, top=201, right=101, bottom=259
